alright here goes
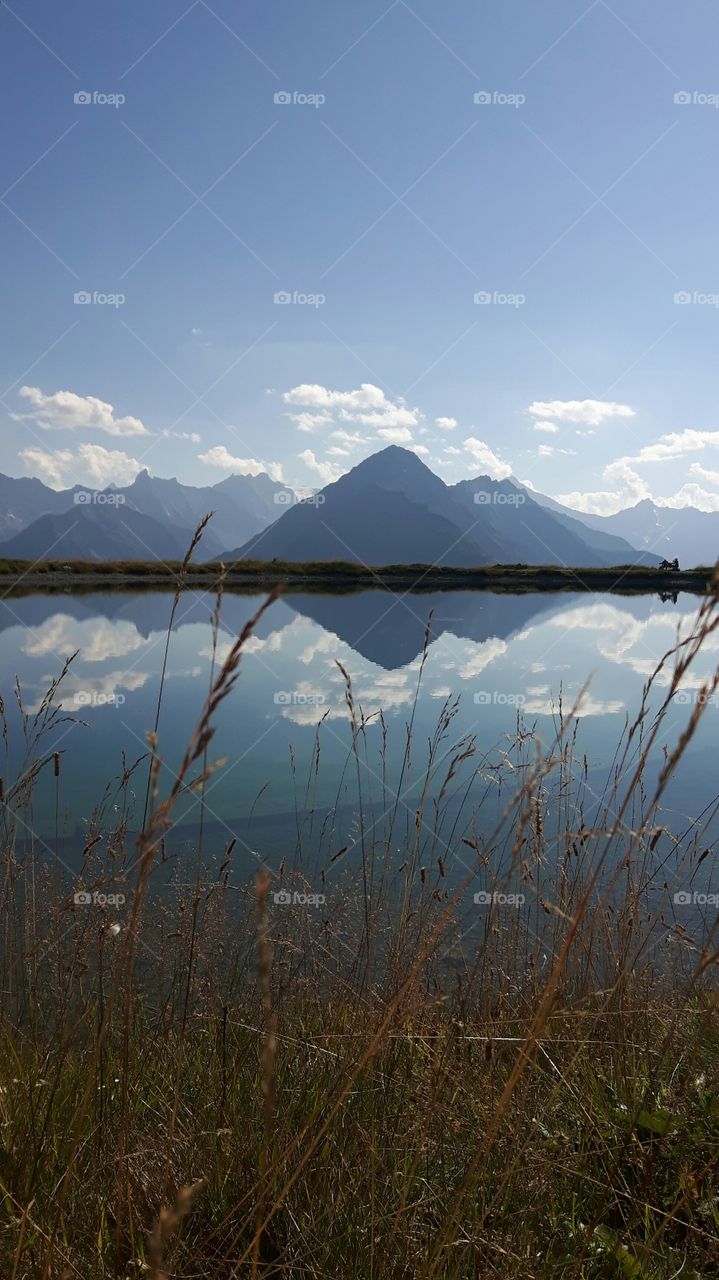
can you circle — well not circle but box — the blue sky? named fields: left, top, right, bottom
left=2, top=0, right=719, bottom=512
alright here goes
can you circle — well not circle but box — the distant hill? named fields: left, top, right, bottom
left=227, top=447, right=658, bottom=568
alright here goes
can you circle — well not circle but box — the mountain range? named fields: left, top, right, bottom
left=0, top=447, right=716, bottom=567
left=0, top=468, right=289, bottom=563
left=229, top=447, right=660, bottom=569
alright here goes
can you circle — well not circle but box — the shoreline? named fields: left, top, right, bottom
left=0, top=559, right=715, bottom=594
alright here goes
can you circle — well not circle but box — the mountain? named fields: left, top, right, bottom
left=0, top=472, right=84, bottom=539
left=229, top=446, right=506, bottom=567
left=110, top=470, right=289, bottom=559
left=565, top=499, right=719, bottom=569
left=450, top=476, right=654, bottom=567
left=0, top=468, right=291, bottom=563
left=228, top=447, right=657, bottom=568
left=526, top=488, right=718, bottom=568
left=0, top=504, right=196, bottom=563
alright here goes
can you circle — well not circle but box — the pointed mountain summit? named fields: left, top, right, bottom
left=229, top=447, right=658, bottom=568
left=231, top=446, right=505, bottom=567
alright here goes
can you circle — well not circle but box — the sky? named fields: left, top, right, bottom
left=2, top=0, right=719, bottom=513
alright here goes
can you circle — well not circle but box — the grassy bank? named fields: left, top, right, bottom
left=1, top=539, right=719, bottom=1277
left=0, top=555, right=714, bottom=595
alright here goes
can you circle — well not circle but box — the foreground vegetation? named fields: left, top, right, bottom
left=0, top=554, right=713, bottom=595
left=1, top=540, right=719, bottom=1277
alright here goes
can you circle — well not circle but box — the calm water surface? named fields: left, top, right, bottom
left=2, top=587, right=718, bottom=897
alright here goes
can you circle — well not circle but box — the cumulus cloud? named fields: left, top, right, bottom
left=14, top=386, right=149, bottom=437
left=625, top=428, right=719, bottom=464
left=528, top=399, right=635, bottom=427
left=533, top=421, right=559, bottom=434
left=690, top=462, right=719, bottom=486
left=463, top=436, right=512, bottom=480
left=435, top=416, right=457, bottom=431
left=377, top=426, right=413, bottom=443
left=20, top=443, right=143, bottom=491
left=556, top=459, right=649, bottom=515
left=284, top=383, right=419, bottom=437
left=197, top=445, right=283, bottom=481
left=298, top=448, right=342, bottom=485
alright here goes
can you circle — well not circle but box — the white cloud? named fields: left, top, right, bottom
left=537, top=444, right=576, bottom=457
left=556, top=459, right=649, bottom=515
left=659, top=483, right=719, bottom=512
left=532, top=421, right=559, bottom=434
left=289, top=411, right=333, bottom=434
left=377, top=426, right=413, bottom=444
left=15, top=386, right=149, bottom=437
left=197, top=445, right=283, bottom=482
left=689, top=462, right=719, bottom=487
left=626, top=428, right=719, bottom=464
left=20, top=443, right=143, bottom=491
left=435, top=416, right=457, bottom=431
left=298, top=448, right=342, bottom=485
left=463, top=436, right=512, bottom=480
left=528, top=399, right=635, bottom=427
left=284, top=382, right=418, bottom=436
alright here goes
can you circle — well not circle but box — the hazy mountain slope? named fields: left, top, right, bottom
left=527, top=487, right=717, bottom=567
left=0, top=505, right=194, bottom=562
left=450, top=477, right=656, bottom=567
left=507, top=481, right=661, bottom=565
left=0, top=469, right=290, bottom=561
left=0, top=472, right=80, bottom=538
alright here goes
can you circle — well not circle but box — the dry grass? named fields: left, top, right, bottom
left=1, top=533, right=719, bottom=1278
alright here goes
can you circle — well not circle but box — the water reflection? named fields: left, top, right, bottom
left=0, top=587, right=717, bottom=872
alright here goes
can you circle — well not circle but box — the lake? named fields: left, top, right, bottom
left=2, top=585, right=718, bottom=925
